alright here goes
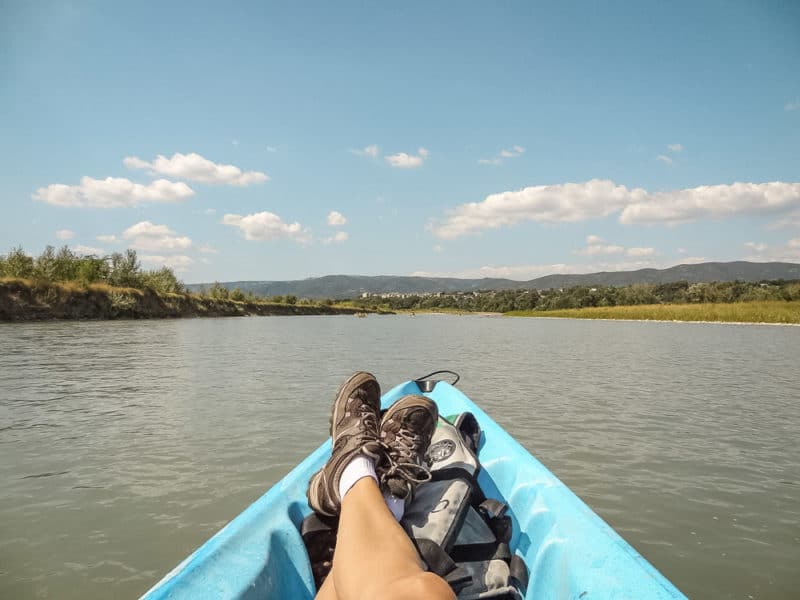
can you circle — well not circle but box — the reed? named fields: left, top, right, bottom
left=506, top=301, right=800, bottom=324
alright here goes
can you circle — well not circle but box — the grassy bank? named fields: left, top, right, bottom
left=0, top=278, right=388, bottom=322
left=506, top=301, right=800, bottom=324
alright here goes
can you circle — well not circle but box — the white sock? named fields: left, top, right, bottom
left=338, top=455, right=378, bottom=501
left=383, top=491, right=406, bottom=521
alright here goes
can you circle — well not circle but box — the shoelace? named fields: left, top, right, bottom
left=380, top=428, right=432, bottom=486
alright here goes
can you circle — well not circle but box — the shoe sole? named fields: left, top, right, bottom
left=330, top=371, right=381, bottom=437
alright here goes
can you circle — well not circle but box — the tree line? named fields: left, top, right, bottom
left=351, top=280, right=800, bottom=313
left=0, top=246, right=183, bottom=294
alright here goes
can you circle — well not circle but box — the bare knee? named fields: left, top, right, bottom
left=373, top=571, right=456, bottom=600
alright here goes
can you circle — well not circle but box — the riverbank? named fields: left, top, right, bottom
left=505, top=300, right=800, bottom=324
left=0, top=279, right=388, bottom=321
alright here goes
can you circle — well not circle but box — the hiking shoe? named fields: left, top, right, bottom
left=378, top=394, right=438, bottom=501
left=307, top=372, right=382, bottom=517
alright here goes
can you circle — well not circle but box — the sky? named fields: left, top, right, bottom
left=1, top=1, right=799, bottom=283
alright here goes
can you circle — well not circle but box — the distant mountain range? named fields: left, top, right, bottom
left=187, top=261, right=800, bottom=299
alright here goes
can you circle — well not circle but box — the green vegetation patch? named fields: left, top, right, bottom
left=506, top=301, right=800, bottom=324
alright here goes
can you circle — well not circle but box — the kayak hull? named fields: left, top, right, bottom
left=142, top=380, right=685, bottom=599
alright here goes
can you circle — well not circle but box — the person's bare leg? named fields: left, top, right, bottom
left=314, top=571, right=338, bottom=600
left=330, top=477, right=455, bottom=600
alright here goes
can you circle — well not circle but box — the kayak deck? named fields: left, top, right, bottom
left=142, top=380, right=685, bottom=599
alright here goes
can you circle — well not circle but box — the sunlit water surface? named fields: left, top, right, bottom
left=1, top=315, right=798, bottom=599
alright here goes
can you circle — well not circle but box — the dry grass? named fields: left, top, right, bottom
left=506, top=301, right=800, bottom=324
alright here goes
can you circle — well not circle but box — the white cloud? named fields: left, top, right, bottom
left=620, top=181, right=800, bottom=225
left=667, top=143, right=683, bottom=153
left=412, top=258, right=665, bottom=281
left=266, top=146, right=278, bottom=153
left=323, top=231, right=348, bottom=244
left=96, top=234, right=118, bottom=243
left=203, top=208, right=217, bottom=215
left=744, top=241, right=768, bottom=252
left=479, top=145, right=524, bottom=166
left=656, top=154, right=673, bottom=165
left=56, top=229, right=74, bottom=240
left=767, top=211, right=800, bottom=229
left=124, top=152, right=268, bottom=186
left=627, top=247, right=655, bottom=257
left=72, top=244, right=105, bottom=256
left=122, top=221, right=192, bottom=252
left=431, top=179, right=639, bottom=239
left=577, top=235, right=654, bottom=257
left=577, top=235, right=624, bottom=256
left=432, top=244, right=443, bottom=253
left=33, top=177, right=194, bottom=208
left=327, top=210, right=347, bottom=226
left=198, top=243, right=218, bottom=254
left=431, top=179, right=800, bottom=238
left=141, top=255, right=194, bottom=272
left=351, top=145, right=380, bottom=158
left=223, top=211, right=310, bottom=243
left=742, top=238, right=800, bottom=262
left=785, top=100, right=800, bottom=112
left=385, top=148, right=428, bottom=168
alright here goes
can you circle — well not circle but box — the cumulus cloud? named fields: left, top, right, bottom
left=122, top=221, right=192, bottom=252
left=198, top=243, right=218, bottom=254
left=72, top=244, right=105, bottom=256
left=667, top=143, right=684, bottom=153
left=744, top=241, right=768, bottom=252
left=327, top=210, right=347, bottom=226
left=141, top=255, right=194, bottom=272
left=323, top=231, right=349, bottom=244
left=627, top=247, right=656, bottom=257
left=223, top=211, right=310, bottom=243
left=33, top=177, right=194, bottom=208
left=431, top=179, right=800, bottom=238
left=96, top=234, right=118, bottom=243
left=620, top=181, right=800, bottom=225
left=56, top=229, right=74, bottom=240
left=385, top=148, right=428, bottom=168
left=124, top=152, right=268, bottom=186
left=656, top=154, right=673, bottom=165
left=351, top=145, right=380, bottom=158
left=577, top=235, right=625, bottom=256
left=577, top=235, right=654, bottom=257
left=431, top=179, right=639, bottom=239
left=412, top=258, right=665, bottom=281
left=743, top=238, right=800, bottom=262
left=479, top=145, right=524, bottom=166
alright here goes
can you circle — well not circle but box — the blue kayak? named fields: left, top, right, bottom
left=142, top=378, right=686, bottom=599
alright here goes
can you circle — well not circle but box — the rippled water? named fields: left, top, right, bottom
left=1, top=315, right=799, bottom=599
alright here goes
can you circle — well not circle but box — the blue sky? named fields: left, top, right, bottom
left=2, top=1, right=799, bottom=283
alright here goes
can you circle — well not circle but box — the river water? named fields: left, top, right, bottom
left=1, top=315, right=798, bottom=599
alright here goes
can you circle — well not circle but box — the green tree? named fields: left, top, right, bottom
left=3, top=246, right=35, bottom=278
left=141, top=267, right=184, bottom=293
left=108, top=250, right=142, bottom=288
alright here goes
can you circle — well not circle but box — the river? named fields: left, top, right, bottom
left=1, top=315, right=798, bottom=599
